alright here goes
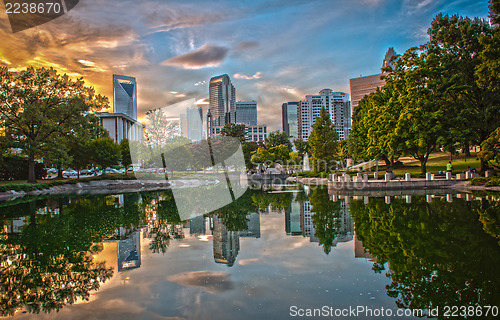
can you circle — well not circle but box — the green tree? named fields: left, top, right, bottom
left=293, top=139, right=309, bottom=156
left=478, top=126, right=500, bottom=169
left=120, top=139, right=133, bottom=172
left=242, top=141, right=259, bottom=170
left=220, top=123, right=246, bottom=142
left=308, top=107, right=338, bottom=172
left=349, top=85, right=402, bottom=167
left=90, top=137, right=120, bottom=175
left=269, top=145, right=290, bottom=163
left=0, top=67, right=108, bottom=182
left=425, top=14, right=497, bottom=171
left=385, top=48, right=449, bottom=174
left=265, top=131, right=293, bottom=152
left=250, top=147, right=274, bottom=164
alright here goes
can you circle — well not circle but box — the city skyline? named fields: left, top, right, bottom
left=0, top=0, right=489, bottom=131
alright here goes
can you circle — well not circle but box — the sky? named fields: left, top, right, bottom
left=0, top=0, right=490, bottom=131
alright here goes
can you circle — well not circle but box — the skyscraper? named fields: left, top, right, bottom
left=113, top=74, right=137, bottom=120
left=209, top=74, right=236, bottom=128
left=349, top=47, right=396, bottom=116
left=236, top=100, right=257, bottom=125
left=298, top=89, right=351, bottom=141
left=281, top=101, right=299, bottom=137
left=382, top=47, right=396, bottom=69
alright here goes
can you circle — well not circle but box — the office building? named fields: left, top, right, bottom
left=113, top=75, right=137, bottom=120
left=236, top=100, right=257, bottom=125
left=350, top=47, right=396, bottom=116
left=95, top=112, right=144, bottom=144
left=210, top=124, right=267, bottom=142
left=282, top=101, right=299, bottom=137
left=97, top=74, right=143, bottom=144
left=209, top=74, right=236, bottom=128
left=298, top=89, right=350, bottom=141
left=180, top=106, right=204, bottom=142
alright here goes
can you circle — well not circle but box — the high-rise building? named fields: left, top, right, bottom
left=113, top=75, right=137, bottom=120
left=350, top=47, right=396, bottom=117
left=281, top=101, right=299, bottom=137
left=236, top=100, right=257, bottom=125
left=209, top=74, right=236, bottom=129
left=298, top=89, right=350, bottom=141
left=349, top=74, right=386, bottom=117
left=180, top=106, right=204, bottom=141
left=382, top=47, right=396, bottom=69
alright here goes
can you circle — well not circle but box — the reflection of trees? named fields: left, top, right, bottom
left=0, top=195, right=143, bottom=316
left=350, top=197, right=500, bottom=317
left=478, top=199, right=500, bottom=245
left=216, top=190, right=258, bottom=232
left=309, top=188, right=342, bottom=255
left=141, top=191, right=184, bottom=254
left=251, top=191, right=294, bottom=212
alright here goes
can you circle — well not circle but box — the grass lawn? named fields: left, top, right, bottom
left=370, top=152, right=483, bottom=178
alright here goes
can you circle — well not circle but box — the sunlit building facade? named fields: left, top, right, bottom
left=298, top=89, right=350, bottom=141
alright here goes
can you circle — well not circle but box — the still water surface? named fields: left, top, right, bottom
left=1, top=186, right=499, bottom=319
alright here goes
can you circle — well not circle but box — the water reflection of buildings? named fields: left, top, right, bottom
left=94, top=229, right=142, bottom=272
left=212, top=217, right=240, bottom=266
left=285, top=195, right=354, bottom=247
left=188, top=213, right=261, bottom=267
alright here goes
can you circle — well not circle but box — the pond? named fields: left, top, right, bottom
left=1, top=186, right=499, bottom=319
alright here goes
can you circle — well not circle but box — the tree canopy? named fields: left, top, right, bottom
left=308, top=107, right=338, bottom=172
left=0, top=67, right=109, bottom=182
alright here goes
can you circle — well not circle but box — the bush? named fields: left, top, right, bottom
left=0, top=155, right=46, bottom=180
left=470, top=177, right=500, bottom=186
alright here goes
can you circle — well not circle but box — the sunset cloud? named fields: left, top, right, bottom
left=234, top=71, right=263, bottom=80
left=161, top=44, right=229, bottom=69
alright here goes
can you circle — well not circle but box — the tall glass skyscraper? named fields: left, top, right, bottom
left=281, top=101, right=299, bottom=137
left=236, top=100, right=257, bottom=125
left=113, top=74, right=137, bottom=120
left=209, top=74, right=236, bottom=127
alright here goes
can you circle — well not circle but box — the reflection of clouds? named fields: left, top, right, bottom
left=238, top=258, right=259, bottom=266
left=167, top=271, right=234, bottom=294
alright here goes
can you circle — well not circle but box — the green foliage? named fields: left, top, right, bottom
left=242, top=141, right=259, bottom=170
left=349, top=85, right=402, bottom=167
left=220, top=123, right=246, bottom=142
left=309, top=187, right=342, bottom=255
left=269, top=145, right=290, bottom=163
left=120, top=139, right=133, bottom=169
left=470, top=176, right=500, bottom=186
left=293, top=139, right=309, bottom=156
left=350, top=196, right=500, bottom=313
left=265, top=131, right=293, bottom=152
left=89, top=137, right=121, bottom=173
left=478, top=126, right=500, bottom=169
left=251, top=147, right=274, bottom=164
left=308, top=107, right=338, bottom=172
left=0, top=155, right=46, bottom=181
left=0, top=67, right=108, bottom=182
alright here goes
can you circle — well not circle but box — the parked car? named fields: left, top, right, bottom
left=47, top=168, right=58, bottom=175
left=62, top=169, right=78, bottom=177
left=104, top=168, right=119, bottom=174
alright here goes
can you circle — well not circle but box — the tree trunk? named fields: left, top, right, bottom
left=57, top=162, right=63, bottom=179
left=28, top=154, right=36, bottom=183
left=381, top=155, right=391, bottom=167
left=480, top=158, right=488, bottom=173
left=463, top=143, right=471, bottom=157
left=419, top=158, right=427, bottom=175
